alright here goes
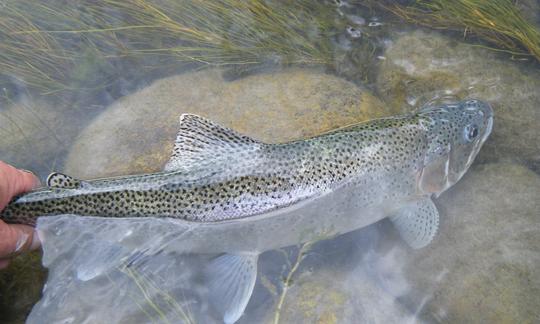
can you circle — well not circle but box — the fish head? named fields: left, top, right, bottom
left=417, top=99, right=493, bottom=196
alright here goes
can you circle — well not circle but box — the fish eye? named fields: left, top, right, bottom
left=463, top=124, right=479, bottom=142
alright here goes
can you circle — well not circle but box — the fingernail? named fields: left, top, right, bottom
left=14, top=231, right=30, bottom=253
left=29, top=231, right=41, bottom=250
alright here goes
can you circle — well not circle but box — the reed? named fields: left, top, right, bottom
left=377, top=0, right=540, bottom=62
left=0, top=4, right=73, bottom=94
left=0, top=0, right=339, bottom=95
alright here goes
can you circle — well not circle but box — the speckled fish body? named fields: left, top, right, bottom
left=1, top=99, right=493, bottom=254
left=2, top=100, right=494, bottom=324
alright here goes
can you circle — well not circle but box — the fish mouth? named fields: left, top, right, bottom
left=476, top=100, right=494, bottom=141
left=483, top=114, right=494, bottom=141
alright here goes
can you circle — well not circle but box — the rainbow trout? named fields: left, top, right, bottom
left=0, top=99, right=493, bottom=323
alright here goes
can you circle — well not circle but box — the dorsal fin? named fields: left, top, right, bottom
left=46, top=172, right=84, bottom=189
left=164, top=114, right=262, bottom=172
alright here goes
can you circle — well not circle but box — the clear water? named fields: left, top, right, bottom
left=0, top=1, right=539, bottom=323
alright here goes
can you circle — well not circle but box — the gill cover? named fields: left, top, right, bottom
left=417, top=99, right=493, bottom=197
left=418, top=142, right=452, bottom=197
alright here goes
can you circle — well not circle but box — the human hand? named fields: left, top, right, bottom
left=0, top=161, right=41, bottom=269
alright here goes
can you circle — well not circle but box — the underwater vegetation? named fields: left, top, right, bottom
left=108, top=243, right=315, bottom=324
left=271, top=242, right=314, bottom=324
left=1, top=0, right=539, bottom=99
left=0, top=3, right=73, bottom=95
left=374, top=0, right=540, bottom=63
left=112, top=265, right=197, bottom=324
left=0, top=0, right=343, bottom=96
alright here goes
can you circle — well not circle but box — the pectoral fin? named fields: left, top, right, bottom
left=390, top=198, right=439, bottom=249
left=205, top=253, right=259, bottom=324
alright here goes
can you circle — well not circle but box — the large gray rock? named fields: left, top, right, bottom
left=65, top=68, right=396, bottom=178
left=384, top=163, right=540, bottom=323
left=376, top=30, right=540, bottom=168
left=243, top=165, right=540, bottom=323
left=272, top=267, right=416, bottom=324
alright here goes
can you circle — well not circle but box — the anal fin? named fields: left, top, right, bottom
left=206, top=253, right=259, bottom=324
left=390, top=198, right=439, bottom=249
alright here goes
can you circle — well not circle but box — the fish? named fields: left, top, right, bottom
left=0, top=99, right=493, bottom=323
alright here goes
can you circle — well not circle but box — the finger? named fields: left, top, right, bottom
left=0, top=161, right=40, bottom=209
left=12, top=224, right=41, bottom=251
left=0, top=222, right=40, bottom=257
left=15, top=169, right=42, bottom=193
left=0, top=259, right=9, bottom=269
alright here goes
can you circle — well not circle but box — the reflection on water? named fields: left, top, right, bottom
left=0, top=1, right=539, bottom=323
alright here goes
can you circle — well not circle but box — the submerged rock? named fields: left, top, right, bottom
left=387, top=163, right=540, bottom=323
left=274, top=267, right=416, bottom=323
left=65, top=68, right=394, bottom=178
left=376, top=30, right=540, bottom=168
left=517, top=0, right=540, bottom=29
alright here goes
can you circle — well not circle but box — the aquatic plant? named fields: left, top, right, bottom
left=101, top=0, right=337, bottom=65
left=108, top=265, right=196, bottom=324
left=0, top=0, right=341, bottom=96
left=375, top=0, right=540, bottom=62
left=273, top=242, right=313, bottom=324
left=0, top=4, right=73, bottom=94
